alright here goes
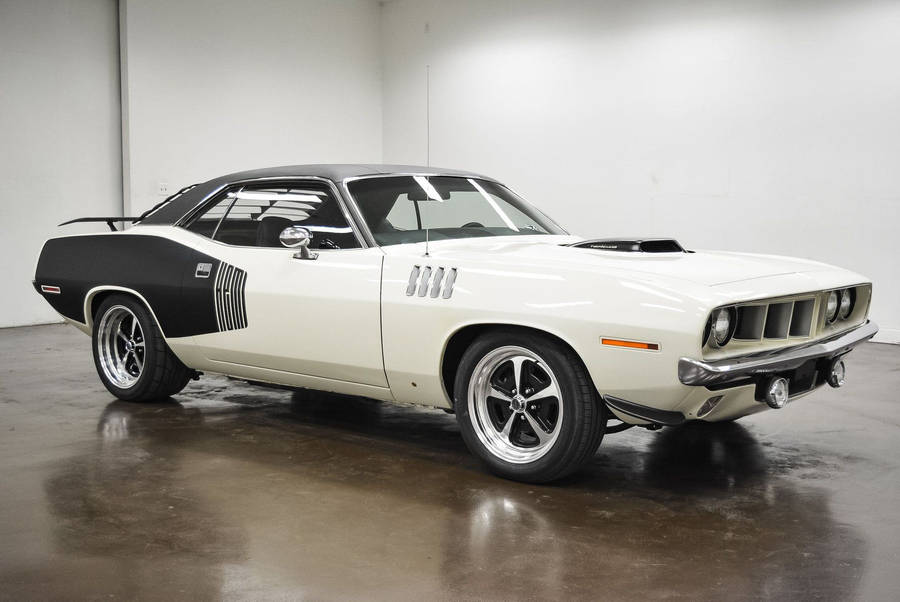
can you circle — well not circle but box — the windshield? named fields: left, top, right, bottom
left=347, top=175, right=566, bottom=246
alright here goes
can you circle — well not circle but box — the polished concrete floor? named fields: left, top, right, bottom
left=0, top=324, right=898, bottom=600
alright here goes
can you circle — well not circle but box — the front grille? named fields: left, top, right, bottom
left=734, top=305, right=768, bottom=340
left=734, top=299, right=813, bottom=342
left=789, top=300, right=815, bottom=337
left=764, top=302, right=793, bottom=338
left=703, top=284, right=871, bottom=357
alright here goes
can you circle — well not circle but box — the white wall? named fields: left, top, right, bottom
left=121, top=0, right=383, bottom=216
left=1, top=0, right=384, bottom=328
left=0, top=0, right=122, bottom=327
left=381, top=0, right=900, bottom=342
left=4, top=0, right=898, bottom=340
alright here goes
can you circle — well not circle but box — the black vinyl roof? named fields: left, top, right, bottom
left=139, top=164, right=494, bottom=226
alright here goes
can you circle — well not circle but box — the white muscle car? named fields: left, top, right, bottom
left=34, top=165, right=877, bottom=482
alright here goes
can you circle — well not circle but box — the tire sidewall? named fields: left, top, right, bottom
left=454, top=330, right=594, bottom=481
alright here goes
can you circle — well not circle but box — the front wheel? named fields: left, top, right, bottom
left=92, top=294, right=192, bottom=402
left=454, top=330, right=605, bottom=483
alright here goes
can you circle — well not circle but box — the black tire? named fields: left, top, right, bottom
left=92, top=294, right=192, bottom=402
left=453, top=329, right=605, bottom=483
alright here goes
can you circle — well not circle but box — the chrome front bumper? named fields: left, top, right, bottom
left=678, top=321, right=879, bottom=387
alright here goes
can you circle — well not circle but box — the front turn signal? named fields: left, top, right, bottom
left=601, top=338, right=660, bottom=351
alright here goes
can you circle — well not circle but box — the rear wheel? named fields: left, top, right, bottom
left=454, top=329, right=605, bottom=483
left=92, top=295, right=192, bottom=402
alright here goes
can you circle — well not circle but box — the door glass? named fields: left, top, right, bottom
left=185, top=183, right=360, bottom=249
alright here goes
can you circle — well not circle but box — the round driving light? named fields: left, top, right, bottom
left=838, top=289, right=853, bottom=320
left=764, top=377, right=789, bottom=409
left=827, top=358, right=846, bottom=388
left=825, top=291, right=839, bottom=323
left=712, top=308, right=735, bottom=346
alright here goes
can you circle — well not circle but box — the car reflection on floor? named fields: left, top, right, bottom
left=38, top=381, right=865, bottom=600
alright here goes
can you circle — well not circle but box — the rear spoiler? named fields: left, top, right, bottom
left=58, top=217, right=141, bottom=231
left=58, top=183, right=199, bottom=232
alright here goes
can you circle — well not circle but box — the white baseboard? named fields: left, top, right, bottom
left=871, top=328, right=900, bottom=345
left=0, top=318, right=64, bottom=330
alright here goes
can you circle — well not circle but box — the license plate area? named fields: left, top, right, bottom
left=788, top=359, right=819, bottom=396
left=751, top=358, right=825, bottom=401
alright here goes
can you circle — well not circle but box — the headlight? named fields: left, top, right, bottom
left=825, top=291, right=839, bottom=323
left=710, top=307, right=735, bottom=346
left=838, top=288, right=853, bottom=319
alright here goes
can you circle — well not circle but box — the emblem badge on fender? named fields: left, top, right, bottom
left=195, top=262, right=212, bottom=278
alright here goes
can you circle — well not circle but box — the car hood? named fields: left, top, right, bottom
left=389, top=235, right=855, bottom=287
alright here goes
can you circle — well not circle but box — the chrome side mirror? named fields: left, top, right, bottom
left=279, top=226, right=318, bottom=260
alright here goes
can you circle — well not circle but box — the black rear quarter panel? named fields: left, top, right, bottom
left=34, top=234, right=221, bottom=338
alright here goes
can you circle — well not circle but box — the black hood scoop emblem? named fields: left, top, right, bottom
left=566, top=238, right=688, bottom=253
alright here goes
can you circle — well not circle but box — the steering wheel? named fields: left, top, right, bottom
left=461, top=221, right=484, bottom=228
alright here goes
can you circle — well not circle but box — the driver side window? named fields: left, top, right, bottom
left=185, top=182, right=360, bottom=250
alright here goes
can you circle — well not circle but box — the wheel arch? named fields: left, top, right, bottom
left=84, top=285, right=168, bottom=338
left=440, top=322, right=593, bottom=406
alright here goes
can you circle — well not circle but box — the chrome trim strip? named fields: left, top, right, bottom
left=442, top=268, right=457, bottom=299
left=82, top=285, right=166, bottom=335
left=430, top=267, right=445, bottom=298
left=417, top=266, right=432, bottom=298
left=679, top=320, right=878, bottom=386
left=406, top=265, right=421, bottom=296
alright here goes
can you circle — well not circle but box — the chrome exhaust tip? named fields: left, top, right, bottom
left=764, top=377, right=789, bottom=409
left=827, top=358, right=846, bottom=388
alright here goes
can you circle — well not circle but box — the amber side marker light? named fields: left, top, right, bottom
left=601, top=338, right=660, bottom=351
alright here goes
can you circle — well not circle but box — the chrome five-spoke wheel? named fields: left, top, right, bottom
left=468, top=346, right=564, bottom=463
left=92, top=294, right=193, bottom=401
left=97, top=305, right=145, bottom=389
left=456, top=330, right=606, bottom=482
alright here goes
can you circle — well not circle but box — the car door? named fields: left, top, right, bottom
left=178, top=179, right=388, bottom=392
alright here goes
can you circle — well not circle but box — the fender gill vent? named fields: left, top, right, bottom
left=568, top=238, right=686, bottom=253
left=214, top=262, right=248, bottom=331
left=406, top=265, right=458, bottom=299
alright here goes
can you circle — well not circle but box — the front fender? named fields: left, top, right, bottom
left=380, top=253, right=712, bottom=409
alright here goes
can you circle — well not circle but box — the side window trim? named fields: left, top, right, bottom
left=183, top=178, right=364, bottom=250
left=179, top=177, right=370, bottom=249
left=209, top=185, right=243, bottom=242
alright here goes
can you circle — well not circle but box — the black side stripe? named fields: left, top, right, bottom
left=214, top=262, right=248, bottom=331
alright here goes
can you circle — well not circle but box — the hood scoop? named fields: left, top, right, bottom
left=567, top=238, right=687, bottom=253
